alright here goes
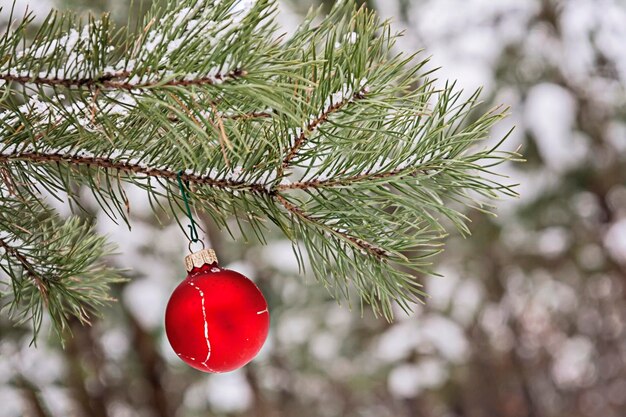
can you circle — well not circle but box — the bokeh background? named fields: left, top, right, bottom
left=2, top=0, right=626, bottom=416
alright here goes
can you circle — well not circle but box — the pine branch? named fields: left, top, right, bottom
left=281, top=85, right=368, bottom=171
left=274, top=192, right=390, bottom=259
left=0, top=235, right=49, bottom=304
left=1, top=147, right=394, bottom=262
left=0, top=68, right=246, bottom=90
left=278, top=165, right=426, bottom=190
left=0, top=0, right=520, bottom=327
left=0, top=149, right=269, bottom=193
left=0, top=196, right=123, bottom=341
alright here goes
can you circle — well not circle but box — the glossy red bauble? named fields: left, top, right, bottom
left=165, top=261, right=269, bottom=373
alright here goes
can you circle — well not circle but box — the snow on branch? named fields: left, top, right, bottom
left=0, top=1, right=268, bottom=94
left=0, top=145, right=271, bottom=193
left=0, top=68, right=246, bottom=90
left=282, top=78, right=369, bottom=170
left=0, top=0, right=518, bottom=325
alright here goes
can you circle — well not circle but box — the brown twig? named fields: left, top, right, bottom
left=280, top=88, right=367, bottom=171
left=210, top=102, right=232, bottom=169
left=166, top=110, right=272, bottom=123
left=89, top=87, right=101, bottom=124
left=167, top=92, right=203, bottom=128
left=0, top=165, right=18, bottom=195
left=3, top=148, right=391, bottom=260
left=278, top=166, right=425, bottom=191
left=0, top=236, right=49, bottom=305
left=228, top=111, right=273, bottom=120
left=0, top=150, right=269, bottom=193
left=274, top=193, right=389, bottom=260
left=0, top=68, right=246, bottom=90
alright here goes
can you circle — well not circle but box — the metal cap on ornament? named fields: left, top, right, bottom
left=184, top=248, right=218, bottom=272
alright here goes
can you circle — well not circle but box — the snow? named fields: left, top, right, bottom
left=0, top=388, right=22, bottom=417
left=105, top=92, right=138, bottom=116
left=15, top=339, right=65, bottom=385
left=420, top=315, right=469, bottom=363
left=0, top=342, right=16, bottom=385
left=551, top=336, right=595, bottom=388
left=40, top=387, right=73, bottom=417
left=382, top=0, right=536, bottom=100
left=536, top=227, right=571, bottom=258
left=275, top=0, right=301, bottom=35
left=480, top=303, right=515, bottom=352
left=123, top=278, right=171, bottom=330
left=171, top=7, right=192, bottom=28
left=223, top=260, right=256, bottom=281
left=229, top=0, right=256, bottom=16
left=0, top=90, right=140, bottom=132
left=144, top=33, right=164, bottom=53
left=321, top=78, right=366, bottom=112
left=534, top=279, right=578, bottom=314
left=1, top=140, right=281, bottom=191
left=604, top=219, right=626, bottom=264
left=206, top=371, right=253, bottom=413
left=388, top=364, right=423, bottom=398
left=137, top=1, right=250, bottom=74
left=388, top=359, right=448, bottom=398
left=525, top=83, right=587, bottom=172
left=375, top=321, right=421, bottom=362
left=607, top=122, right=626, bottom=152
left=166, top=37, right=185, bottom=54
left=3, top=1, right=626, bottom=414
left=451, top=279, right=484, bottom=326
left=0, top=0, right=55, bottom=24
left=261, top=240, right=304, bottom=273
left=254, top=331, right=274, bottom=361
left=277, top=313, right=315, bottom=345
left=335, top=32, right=359, bottom=48
left=14, top=23, right=95, bottom=78
left=324, top=304, right=353, bottom=331
left=100, top=328, right=131, bottom=361
left=310, top=331, right=340, bottom=361
left=425, top=269, right=458, bottom=311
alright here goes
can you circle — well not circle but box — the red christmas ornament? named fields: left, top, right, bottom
left=165, top=249, right=269, bottom=373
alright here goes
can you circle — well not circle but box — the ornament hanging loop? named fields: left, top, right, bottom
left=188, top=239, right=205, bottom=253
left=177, top=171, right=202, bottom=251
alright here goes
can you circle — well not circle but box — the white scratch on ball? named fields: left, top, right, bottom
left=188, top=281, right=212, bottom=366
left=177, top=353, right=196, bottom=361
left=257, top=308, right=268, bottom=315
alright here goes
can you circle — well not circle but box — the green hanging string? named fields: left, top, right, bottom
left=176, top=171, right=200, bottom=244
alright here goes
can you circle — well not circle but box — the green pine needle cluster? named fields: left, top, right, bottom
left=0, top=0, right=518, bottom=338
left=0, top=196, right=123, bottom=341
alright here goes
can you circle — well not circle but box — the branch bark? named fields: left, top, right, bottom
left=274, top=193, right=390, bottom=260
left=280, top=87, right=367, bottom=172
left=0, top=151, right=268, bottom=193
left=0, top=236, right=49, bottom=304
left=278, top=166, right=424, bottom=191
left=2, top=149, right=392, bottom=262
left=0, top=68, right=246, bottom=90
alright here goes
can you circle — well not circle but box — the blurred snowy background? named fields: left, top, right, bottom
left=1, top=0, right=626, bottom=416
